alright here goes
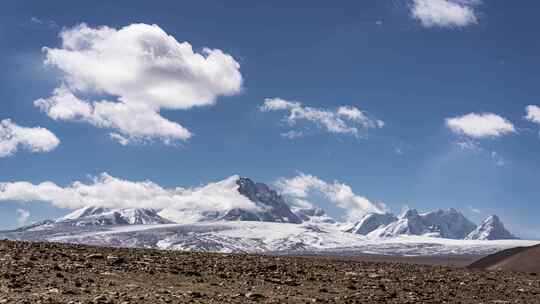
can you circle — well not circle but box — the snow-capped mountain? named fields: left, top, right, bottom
left=467, top=215, right=518, bottom=240
left=157, top=176, right=302, bottom=224
left=293, top=207, right=336, bottom=224
left=0, top=176, right=529, bottom=256
left=1, top=220, right=535, bottom=256
left=369, top=208, right=477, bottom=239
left=372, top=209, right=429, bottom=238
left=58, top=206, right=174, bottom=226
left=345, top=213, right=397, bottom=235
left=224, top=177, right=302, bottom=223
left=421, top=208, right=478, bottom=239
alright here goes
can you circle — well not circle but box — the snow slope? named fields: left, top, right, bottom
left=157, top=176, right=302, bottom=224
left=467, top=215, right=518, bottom=240
left=369, top=209, right=477, bottom=239
left=1, top=177, right=532, bottom=256
left=345, top=213, right=397, bottom=235
left=58, top=206, right=173, bottom=226
left=2, top=221, right=537, bottom=257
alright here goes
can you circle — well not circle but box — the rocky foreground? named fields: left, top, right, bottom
left=1, top=240, right=540, bottom=304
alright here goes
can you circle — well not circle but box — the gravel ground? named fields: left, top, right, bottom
left=1, top=240, right=539, bottom=303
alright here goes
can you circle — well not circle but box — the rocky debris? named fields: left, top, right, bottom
left=0, top=240, right=539, bottom=303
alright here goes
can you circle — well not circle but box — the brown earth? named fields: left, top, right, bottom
left=1, top=240, right=539, bottom=304
left=469, top=244, right=540, bottom=274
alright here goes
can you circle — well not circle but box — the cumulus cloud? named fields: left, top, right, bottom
left=411, top=0, right=480, bottom=28
left=446, top=113, right=515, bottom=139
left=36, top=23, right=243, bottom=145
left=16, top=209, right=30, bottom=226
left=275, top=173, right=387, bottom=221
left=0, top=173, right=388, bottom=224
left=260, top=98, right=384, bottom=138
left=0, top=119, right=60, bottom=157
left=525, top=105, right=540, bottom=124
left=0, top=174, right=260, bottom=223
left=35, top=86, right=191, bottom=144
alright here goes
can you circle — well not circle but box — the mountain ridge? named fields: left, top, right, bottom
left=467, top=215, right=518, bottom=240
left=3, top=176, right=524, bottom=256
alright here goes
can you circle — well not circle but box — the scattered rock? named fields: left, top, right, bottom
left=245, top=292, right=265, bottom=300
left=0, top=240, right=538, bottom=304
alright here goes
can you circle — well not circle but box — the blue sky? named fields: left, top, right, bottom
left=1, top=0, right=540, bottom=238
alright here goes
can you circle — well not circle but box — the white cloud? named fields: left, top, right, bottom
left=1, top=173, right=387, bottom=224
left=109, top=133, right=130, bottom=146
left=446, top=113, right=515, bottom=139
left=275, top=173, right=387, bottom=221
left=455, top=139, right=481, bottom=152
left=35, top=86, right=191, bottom=144
left=0, top=119, right=60, bottom=157
left=337, top=106, right=385, bottom=128
left=36, top=23, right=243, bottom=144
left=525, top=105, right=540, bottom=124
left=468, top=206, right=481, bottom=214
left=281, top=130, right=304, bottom=140
left=454, top=139, right=507, bottom=166
left=411, top=0, right=479, bottom=28
left=490, top=151, right=506, bottom=167
left=261, top=98, right=300, bottom=111
left=16, top=209, right=30, bottom=226
left=29, top=17, right=58, bottom=29
left=261, top=98, right=384, bottom=137
left=0, top=174, right=260, bottom=222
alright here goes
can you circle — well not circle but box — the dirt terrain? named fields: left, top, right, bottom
left=470, top=244, right=540, bottom=273
left=1, top=240, right=539, bottom=304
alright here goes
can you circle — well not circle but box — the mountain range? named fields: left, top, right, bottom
left=0, top=176, right=530, bottom=256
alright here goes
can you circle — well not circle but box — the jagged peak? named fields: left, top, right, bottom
left=467, top=215, right=518, bottom=240
left=400, top=209, right=420, bottom=219
left=484, top=215, right=501, bottom=224
left=57, top=206, right=173, bottom=226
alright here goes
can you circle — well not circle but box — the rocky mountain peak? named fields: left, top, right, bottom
left=58, top=206, right=173, bottom=226
left=400, top=209, right=421, bottom=219
left=369, top=208, right=477, bottom=239
left=346, top=213, right=397, bottom=235
left=467, top=215, right=518, bottom=240
left=216, top=177, right=303, bottom=223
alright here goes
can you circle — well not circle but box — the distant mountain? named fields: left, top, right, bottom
left=421, top=208, right=478, bottom=239
left=293, top=207, right=336, bottom=224
left=1, top=176, right=526, bottom=255
left=57, top=206, right=174, bottom=226
left=467, top=215, right=518, bottom=240
left=157, top=176, right=303, bottom=224
left=371, top=209, right=429, bottom=238
left=345, top=213, right=397, bottom=235
left=368, top=209, right=477, bottom=239
left=224, top=177, right=303, bottom=223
